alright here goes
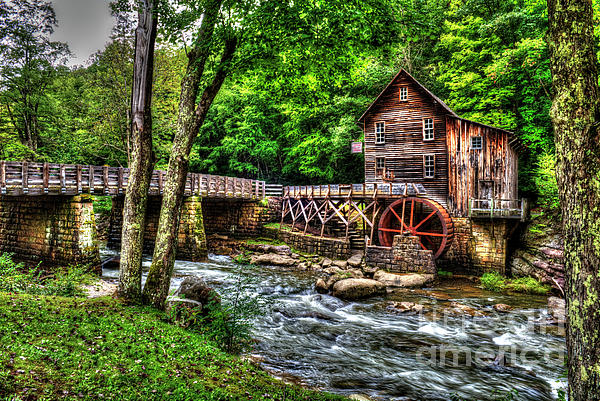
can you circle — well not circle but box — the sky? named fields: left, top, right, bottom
left=50, top=0, right=115, bottom=66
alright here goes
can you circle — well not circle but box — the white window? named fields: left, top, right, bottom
left=423, top=118, right=434, bottom=141
left=375, top=122, right=385, bottom=144
left=399, top=86, right=408, bottom=101
left=471, top=136, right=483, bottom=150
left=376, top=157, right=385, bottom=175
left=424, top=155, right=435, bottom=178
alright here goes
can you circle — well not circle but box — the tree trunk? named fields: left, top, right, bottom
left=547, top=1, right=600, bottom=399
left=118, top=0, right=158, bottom=302
left=142, top=1, right=236, bottom=309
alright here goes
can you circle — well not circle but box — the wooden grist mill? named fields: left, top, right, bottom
left=281, top=68, right=527, bottom=272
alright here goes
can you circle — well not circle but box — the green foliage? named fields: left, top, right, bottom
left=481, top=272, right=507, bottom=292
left=505, top=276, right=551, bottom=295
left=92, top=196, right=113, bottom=217
left=0, top=293, right=345, bottom=400
left=480, top=271, right=550, bottom=295
left=199, top=266, right=267, bottom=354
left=534, top=152, right=560, bottom=211
left=0, top=253, right=93, bottom=297
left=0, top=253, right=39, bottom=293
left=437, top=270, right=454, bottom=278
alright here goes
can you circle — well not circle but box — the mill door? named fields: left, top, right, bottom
left=478, top=180, right=494, bottom=208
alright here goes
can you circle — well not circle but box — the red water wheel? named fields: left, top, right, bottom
left=378, top=197, right=454, bottom=259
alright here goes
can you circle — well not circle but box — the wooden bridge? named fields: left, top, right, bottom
left=0, top=161, right=266, bottom=199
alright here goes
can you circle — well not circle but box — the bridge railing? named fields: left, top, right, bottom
left=0, top=161, right=266, bottom=199
left=283, top=182, right=427, bottom=198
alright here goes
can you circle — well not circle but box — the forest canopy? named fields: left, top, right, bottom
left=0, top=0, right=580, bottom=206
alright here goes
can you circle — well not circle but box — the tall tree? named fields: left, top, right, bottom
left=142, top=0, right=231, bottom=307
left=0, top=0, right=70, bottom=154
left=547, top=0, right=600, bottom=399
left=118, top=0, right=159, bottom=301
left=142, top=0, right=400, bottom=308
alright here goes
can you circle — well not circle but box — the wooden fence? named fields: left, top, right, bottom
left=0, top=161, right=266, bottom=199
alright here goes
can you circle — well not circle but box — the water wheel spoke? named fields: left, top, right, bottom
left=378, top=197, right=454, bottom=259
left=389, top=205, right=410, bottom=231
left=379, top=227, right=405, bottom=233
left=413, top=210, right=437, bottom=231
left=415, top=231, right=447, bottom=237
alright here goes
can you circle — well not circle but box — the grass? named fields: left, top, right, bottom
left=0, top=293, right=347, bottom=401
left=0, top=253, right=94, bottom=297
left=480, top=272, right=551, bottom=295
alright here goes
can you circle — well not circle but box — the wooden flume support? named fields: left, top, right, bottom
left=0, top=161, right=266, bottom=199
left=281, top=183, right=523, bottom=259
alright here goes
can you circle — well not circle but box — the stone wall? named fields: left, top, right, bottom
left=108, top=196, right=207, bottom=261
left=202, top=199, right=271, bottom=237
left=264, top=227, right=352, bottom=260
left=366, top=235, right=435, bottom=274
left=0, top=195, right=100, bottom=270
left=438, top=218, right=510, bottom=275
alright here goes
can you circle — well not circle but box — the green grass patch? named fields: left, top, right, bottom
left=480, top=272, right=550, bottom=295
left=437, top=270, right=453, bottom=278
left=0, top=293, right=347, bottom=401
left=0, top=253, right=94, bottom=297
left=505, top=277, right=551, bottom=295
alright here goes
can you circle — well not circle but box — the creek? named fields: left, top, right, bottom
left=101, top=250, right=566, bottom=401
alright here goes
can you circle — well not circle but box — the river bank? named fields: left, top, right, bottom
left=97, top=246, right=567, bottom=401
left=0, top=291, right=347, bottom=401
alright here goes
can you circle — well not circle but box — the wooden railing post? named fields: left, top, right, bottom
left=103, top=166, right=109, bottom=195
left=0, top=161, right=5, bottom=195
left=22, top=162, right=28, bottom=194
left=42, top=162, right=49, bottom=194
left=117, top=167, right=123, bottom=194
left=77, top=165, right=82, bottom=194
left=89, top=166, right=94, bottom=193
left=60, top=165, right=66, bottom=194
left=262, top=181, right=266, bottom=199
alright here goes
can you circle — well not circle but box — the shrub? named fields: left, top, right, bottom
left=0, top=253, right=39, bottom=293
left=0, top=253, right=93, bottom=297
left=42, top=266, right=94, bottom=297
left=480, top=272, right=506, bottom=292
left=199, top=266, right=266, bottom=353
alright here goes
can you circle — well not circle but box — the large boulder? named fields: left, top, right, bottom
left=315, top=278, right=329, bottom=294
left=245, top=243, right=292, bottom=255
left=332, top=260, right=349, bottom=269
left=347, top=253, right=364, bottom=268
left=250, top=253, right=297, bottom=266
left=548, top=296, right=566, bottom=325
left=332, top=278, right=386, bottom=300
left=173, top=276, right=220, bottom=305
left=373, top=271, right=434, bottom=288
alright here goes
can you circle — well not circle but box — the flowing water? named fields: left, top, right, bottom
left=101, top=250, right=566, bottom=401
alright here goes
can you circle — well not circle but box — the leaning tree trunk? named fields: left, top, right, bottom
left=143, top=37, right=237, bottom=309
left=547, top=0, right=600, bottom=399
left=118, top=0, right=158, bottom=302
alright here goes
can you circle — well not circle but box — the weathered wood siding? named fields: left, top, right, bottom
left=446, top=117, right=519, bottom=216
left=363, top=73, right=450, bottom=204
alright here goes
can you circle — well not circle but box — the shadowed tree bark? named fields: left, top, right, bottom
left=547, top=0, right=600, bottom=399
left=118, top=0, right=158, bottom=302
left=142, top=0, right=237, bottom=308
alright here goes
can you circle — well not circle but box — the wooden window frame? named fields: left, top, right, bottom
left=423, top=154, right=435, bottom=178
left=399, top=86, right=408, bottom=101
left=423, top=118, right=435, bottom=141
left=375, top=157, right=386, bottom=176
left=471, top=136, right=483, bottom=150
left=375, top=121, right=385, bottom=144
